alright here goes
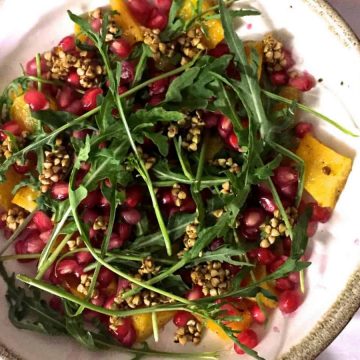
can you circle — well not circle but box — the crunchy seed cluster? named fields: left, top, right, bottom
left=136, top=146, right=157, bottom=170
left=209, top=157, right=241, bottom=174
left=259, top=207, right=298, bottom=248
left=143, top=28, right=177, bottom=61
left=171, top=184, right=188, bottom=207
left=181, top=112, right=205, bottom=152
left=93, top=216, right=108, bottom=231
left=1, top=206, right=27, bottom=231
left=67, top=236, right=83, bottom=251
left=0, top=132, right=27, bottom=160
left=191, top=261, right=231, bottom=297
left=178, top=27, right=207, bottom=66
left=109, top=316, right=129, bottom=332
left=89, top=8, right=121, bottom=43
left=220, top=181, right=231, bottom=194
left=263, top=34, right=288, bottom=72
left=167, top=124, right=179, bottom=138
left=138, top=256, right=161, bottom=277
left=77, top=274, right=97, bottom=296
left=174, top=318, right=203, bottom=345
left=39, top=138, right=71, bottom=193
left=44, top=48, right=105, bottom=89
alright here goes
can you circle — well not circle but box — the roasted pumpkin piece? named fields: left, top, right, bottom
left=0, top=168, right=23, bottom=211
left=296, top=134, right=352, bottom=208
left=132, top=311, right=175, bottom=342
left=12, top=186, right=40, bottom=212
left=272, top=86, right=301, bottom=113
left=110, top=0, right=144, bottom=44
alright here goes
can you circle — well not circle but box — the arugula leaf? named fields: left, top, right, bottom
left=95, top=91, right=116, bottom=133
left=130, top=107, right=184, bottom=129
left=291, top=207, right=312, bottom=259
left=32, top=110, right=74, bottom=129
left=250, top=154, right=282, bottom=183
left=161, top=0, right=186, bottom=41
left=143, top=131, right=169, bottom=157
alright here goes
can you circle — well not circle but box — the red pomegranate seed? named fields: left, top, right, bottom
left=295, top=121, right=313, bottom=138
left=75, top=251, right=93, bottom=265
left=91, top=293, right=106, bottom=307
left=108, top=233, right=124, bottom=250
left=81, top=88, right=103, bottom=111
left=24, top=89, right=48, bottom=111
left=49, top=296, right=64, bottom=313
left=73, top=129, right=91, bottom=140
left=154, top=0, right=172, bottom=12
left=224, top=263, right=241, bottom=276
left=283, top=236, right=292, bottom=256
left=81, top=189, right=101, bottom=208
left=310, top=203, right=332, bottom=223
left=65, top=100, right=84, bottom=115
left=259, top=195, right=277, bottom=213
left=149, top=78, right=169, bottom=96
left=147, top=9, right=168, bottom=30
left=179, top=197, right=196, bottom=213
left=117, top=222, right=133, bottom=241
left=227, top=131, right=240, bottom=151
left=25, top=236, right=46, bottom=254
left=217, top=115, right=233, bottom=138
left=13, top=161, right=30, bottom=174
left=127, top=0, right=152, bottom=25
left=98, top=267, right=116, bottom=287
left=117, top=278, right=131, bottom=292
left=110, top=39, right=132, bottom=59
left=32, top=211, right=53, bottom=232
left=50, top=181, right=69, bottom=200
left=1, top=120, right=22, bottom=136
left=273, top=166, right=298, bottom=187
left=148, top=95, right=164, bottom=106
left=124, top=185, right=143, bottom=208
left=270, top=70, right=289, bottom=86
left=90, top=18, right=102, bottom=32
left=158, top=188, right=174, bottom=206
left=209, top=238, right=224, bottom=251
left=275, top=277, right=295, bottom=291
left=82, top=209, right=99, bottom=224
left=203, top=112, right=219, bottom=128
left=173, top=311, right=195, bottom=327
left=282, top=49, right=295, bottom=70
left=58, top=35, right=76, bottom=52
left=279, top=182, right=298, bottom=200
left=25, top=56, right=48, bottom=76
left=39, top=230, right=52, bottom=243
left=234, top=329, right=259, bottom=355
left=288, top=272, right=300, bottom=284
left=66, top=71, right=81, bottom=87
left=240, top=226, right=259, bottom=241
left=56, top=259, right=83, bottom=278
left=279, top=290, right=302, bottom=314
left=57, top=86, right=76, bottom=109
left=100, top=195, right=110, bottom=208
left=268, top=256, right=287, bottom=273
left=120, top=208, right=141, bottom=225
left=186, top=285, right=204, bottom=300
left=242, top=208, right=266, bottom=228
left=208, top=43, right=230, bottom=58
left=118, top=85, right=128, bottom=95
left=307, top=221, right=318, bottom=237
left=289, top=72, right=316, bottom=92
left=104, top=295, right=117, bottom=310
left=250, top=304, right=266, bottom=324
left=110, top=317, right=136, bottom=347
left=121, top=61, right=135, bottom=84
left=256, top=248, right=276, bottom=265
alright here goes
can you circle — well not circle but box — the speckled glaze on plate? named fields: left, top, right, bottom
left=0, top=1, right=359, bottom=359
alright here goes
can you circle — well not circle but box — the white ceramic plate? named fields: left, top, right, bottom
left=0, top=1, right=359, bottom=359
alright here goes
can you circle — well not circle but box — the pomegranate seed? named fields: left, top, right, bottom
left=173, top=311, right=195, bottom=327
left=283, top=237, right=292, bottom=256
left=218, top=115, right=233, bottom=138
left=273, top=166, right=298, bottom=187
left=310, top=203, right=332, bottom=223
left=279, top=182, right=298, bottom=200
left=242, top=208, right=265, bottom=228
left=65, top=100, right=84, bottom=115
left=208, top=43, right=230, bottom=58
left=117, top=222, right=133, bottom=242
left=256, top=248, right=276, bottom=265
left=98, top=267, right=116, bottom=287
left=186, top=285, right=204, bottom=300
left=67, top=71, right=81, bottom=87
left=121, top=61, right=135, bottom=84
left=75, top=251, right=93, bottom=265
left=104, top=295, right=116, bottom=310
left=50, top=181, right=69, bottom=200
left=289, top=72, right=316, bottom=92
left=279, top=290, right=302, bottom=314
left=295, top=121, right=313, bottom=138
left=250, top=304, right=266, bottom=324
left=108, top=233, right=124, bottom=250
left=57, top=86, right=76, bottom=109
left=147, top=9, right=168, bottom=30
left=25, top=236, right=46, bottom=253
left=110, top=39, right=132, bottom=59
left=259, top=195, right=277, bottom=213
left=73, top=129, right=91, bottom=140
left=118, top=85, right=128, bottom=95
left=81, top=189, right=101, bottom=208
left=117, top=278, right=131, bottom=292
left=307, top=221, right=318, bottom=237
left=270, top=71, right=289, bottom=86
left=100, top=195, right=110, bottom=208
left=81, top=88, right=103, bottom=111
left=240, top=226, right=259, bottom=241
left=149, top=78, right=169, bottom=96
left=127, top=0, right=152, bottom=25
left=234, top=329, right=258, bottom=355
left=24, top=89, right=48, bottom=111
left=32, top=211, right=53, bottom=232
left=268, top=256, right=287, bottom=273
left=13, top=161, right=30, bottom=174
left=58, top=35, right=76, bottom=52
left=124, top=185, right=143, bottom=208
left=82, top=209, right=99, bottom=224
left=25, top=56, right=48, bottom=76
left=288, top=272, right=300, bottom=284
left=203, top=112, right=219, bottom=128
left=275, top=277, right=295, bottom=291
left=282, top=49, right=295, bottom=70
left=91, top=293, right=106, bottom=307
left=120, top=208, right=141, bottom=225
left=179, top=197, right=196, bottom=213
left=148, top=95, right=164, bottom=106
left=39, top=230, right=52, bottom=243
left=158, top=188, right=174, bottom=206
left=1, top=120, right=22, bottom=136
left=56, top=259, right=83, bottom=278
left=154, top=0, right=172, bottom=12
left=224, top=263, right=241, bottom=276
left=49, top=296, right=64, bottom=313
left=110, top=317, right=136, bottom=347
left=90, top=18, right=102, bottom=32
left=209, top=238, right=224, bottom=251
left=227, top=131, right=240, bottom=151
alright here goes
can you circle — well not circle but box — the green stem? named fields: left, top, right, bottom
left=152, top=312, right=159, bottom=343
left=0, top=210, right=36, bottom=256
left=152, top=178, right=227, bottom=188
left=35, top=53, right=42, bottom=92
left=262, top=89, right=360, bottom=137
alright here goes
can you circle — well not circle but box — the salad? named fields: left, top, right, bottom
left=0, top=0, right=355, bottom=359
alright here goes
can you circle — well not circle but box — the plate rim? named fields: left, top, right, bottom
left=1, top=0, right=360, bottom=359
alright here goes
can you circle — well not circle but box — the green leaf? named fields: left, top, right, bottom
left=32, top=110, right=74, bottom=129
left=291, top=207, right=312, bottom=259
left=74, top=136, right=91, bottom=170
left=251, top=154, right=282, bottom=183
left=130, top=107, right=184, bottom=129
left=161, top=0, right=186, bottom=41
left=95, top=91, right=116, bottom=133
left=143, top=131, right=169, bottom=157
